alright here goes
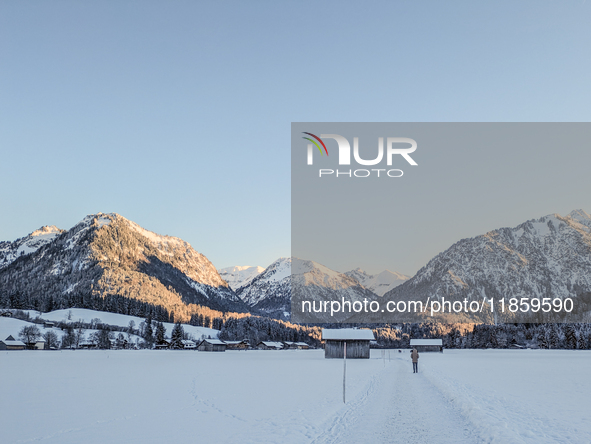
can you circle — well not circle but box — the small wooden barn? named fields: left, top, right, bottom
left=0, top=335, right=26, bottom=350
left=225, top=340, right=249, bottom=350
left=257, top=341, right=283, bottom=350
left=322, top=328, right=375, bottom=359
left=410, top=338, right=443, bottom=352
left=283, top=341, right=310, bottom=350
left=181, top=340, right=197, bottom=350
left=198, top=339, right=227, bottom=352
left=154, top=339, right=170, bottom=350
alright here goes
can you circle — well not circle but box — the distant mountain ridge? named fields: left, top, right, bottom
left=0, top=225, right=65, bottom=269
left=0, top=213, right=248, bottom=320
left=4, top=209, right=591, bottom=324
left=345, top=268, right=409, bottom=296
left=383, top=209, right=591, bottom=322
left=235, top=258, right=291, bottom=319
left=219, top=265, right=265, bottom=291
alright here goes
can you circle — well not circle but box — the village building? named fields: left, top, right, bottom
left=79, top=340, right=98, bottom=350
left=154, top=339, right=171, bottom=350
left=34, top=339, right=46, bottom=350
left=225, top=340, right=249, bottom=350
left=322, top=328, right=375, bottom=359
left=257, top=341, right=283, bottom=350
left=283, top=341, right=310, bottom=350
left=43, top=321, right=55, bottom=329
left=0, top=335, right=26, bottom=350
left=181, top=340, right=197, bottom=350
left=198, top=339, right=227, bottom=352
left=410, top=338, right=443, bottom=352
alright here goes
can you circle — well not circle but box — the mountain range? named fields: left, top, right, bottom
left=344, top=268, right=409, bottom=296
left=383, top=209, right=591, bottom=322
left=2, top=209, right=591, bottom=324
left=0, top=213, right=247, bottom=321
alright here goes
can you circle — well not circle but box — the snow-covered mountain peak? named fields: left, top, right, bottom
left=0, top=225, right=65, bottom=269
left=384, top=209, right=591, bottom=319
left=0, top=212, right=248, bottom=315
left=566, top=209, right=591, bottom=230
left=30, top=225, right=63, bottom=237
left=219, top=265, right=265, bottom=291
left=568, top=209, right=590, bottom=221
left=344, top=268, right=409, bottom=296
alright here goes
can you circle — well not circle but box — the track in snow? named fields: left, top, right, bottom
left=313, top=355, right=480, bottom=444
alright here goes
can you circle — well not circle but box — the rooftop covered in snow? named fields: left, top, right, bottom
left=322, top=328, right=375, bottom=341
left=410, top=339, right=442, bottom=346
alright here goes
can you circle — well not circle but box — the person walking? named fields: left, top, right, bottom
left=411, top=348, right=419, bottom=373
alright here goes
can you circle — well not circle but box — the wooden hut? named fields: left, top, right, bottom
left=154, top=339, right=170, bottom=350
left=322, top=328, right=374, bottom=359
left=257, top=341, right=283, bottom=350
left=410, top=338, right=443, bottom=352
left=225, top=340, right=249, bottom=350
left=181, top=340, right=197, bottom=350
left=0, top=335, right=26, bottom=350
left=198, top=339, right=227, bottom=352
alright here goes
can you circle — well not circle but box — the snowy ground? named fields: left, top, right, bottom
left=1, top=349, right=590, bottom=444
left=2, top=308, right=219, bottom=340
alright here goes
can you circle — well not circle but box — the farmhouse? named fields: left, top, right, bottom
left=154, top=339, right=171, bottom=350
left=322, top=328, right=375, bottom=359
left=198, top=339, right=227, bottom=352
left=181, top=340, right=197, bottom=350
left=225, top=340, right=249, bottom=350
left=0, top=335, right=26, bottom=350
left=283, top=341, right=310, bottom=350
left=410, top=338, right=443, bottom=352
left=257, top=341, right=283, bottom=350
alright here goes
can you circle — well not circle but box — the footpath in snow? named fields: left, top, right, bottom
left=314, top=353, right=478, bottom=444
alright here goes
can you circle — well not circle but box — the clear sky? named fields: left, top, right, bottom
left=1, top=1, right=591, bottom=273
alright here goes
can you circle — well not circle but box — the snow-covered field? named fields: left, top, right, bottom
left=2, top=308, right=219, bottom=340
left=1, top=349, right=590, bottom=444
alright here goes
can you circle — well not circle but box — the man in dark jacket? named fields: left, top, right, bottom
left=411, top=348, right=419, bottom=373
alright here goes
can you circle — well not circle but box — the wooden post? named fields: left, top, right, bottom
left=343, top=341, right=347, bottom=404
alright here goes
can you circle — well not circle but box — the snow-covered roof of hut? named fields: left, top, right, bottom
left=1, top=338, right=26, bottom=347
left=322, top=328, right=375, bottom=341
left=200, top=339, right=226, bottom=345
left=410, top=339, right=442, bottom=346
left=259, top=341, right=284, bottom=348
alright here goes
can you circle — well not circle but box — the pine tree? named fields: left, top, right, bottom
left=171, top=322, right=184, bottom=349
left=548, top=326, right=559, bottom=349
left=144, top=314, right=153, bottom=342
left=155, top=322, right=166, bottom=346
left=565, top=325, right=577, bottom=349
